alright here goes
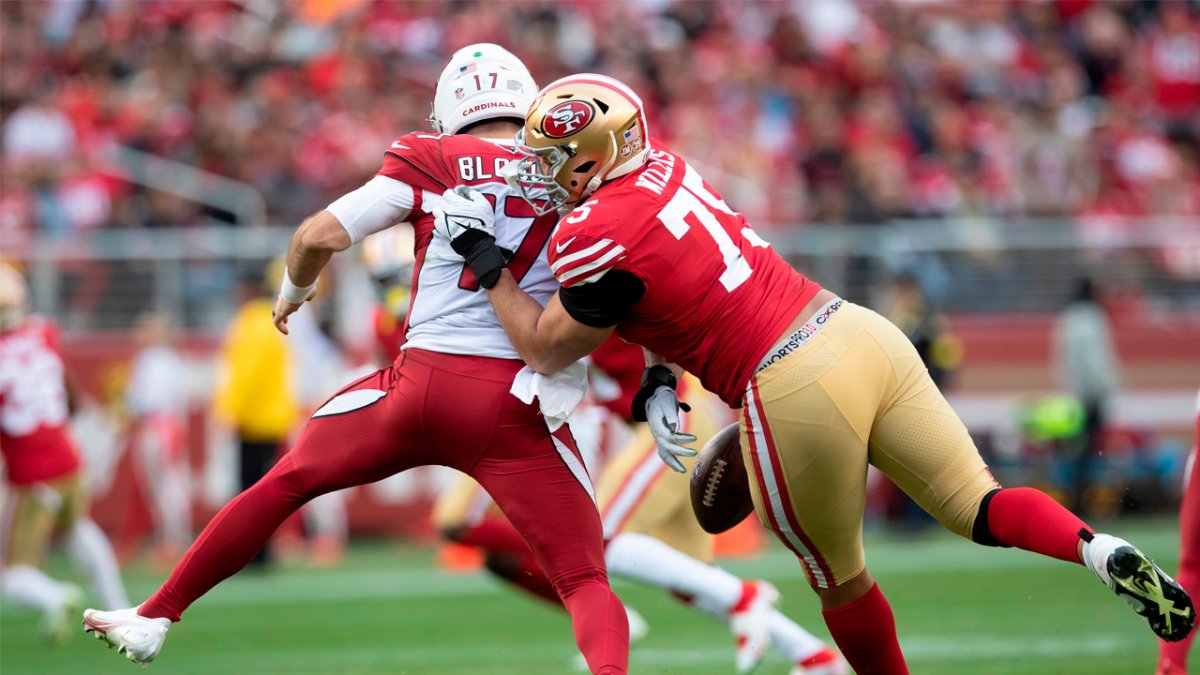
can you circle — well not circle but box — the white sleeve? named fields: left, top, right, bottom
left=326, top=175, right=416, bottom=244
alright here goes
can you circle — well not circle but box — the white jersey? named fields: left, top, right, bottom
left=326, top=132, right=557, bottom=360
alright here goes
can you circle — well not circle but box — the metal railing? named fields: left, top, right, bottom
left=11, top=218, right=1200, bottom=333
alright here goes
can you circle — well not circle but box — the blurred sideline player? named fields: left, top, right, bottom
left=438, top=336, right=846, bottom=674
left=82, top=45, right=629, bottom=674
left=212, top=262, right=301, bottom=568
left=0, top=262, right=129, bottom=642
left=361, top=226, right=415, bottom=366
left=1158, top=388, right=1200, bottom=675
left=434, top=73, right=1195, bottom=674
left=125, top=312, right=192, bottom=565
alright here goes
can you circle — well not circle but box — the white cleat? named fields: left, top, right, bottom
left=1082, top=530, right=1195, bottom=642
left=791, top=646, right=850, bottom=675
left=730, top=580, right=779, bottom=673
left=82, top=606, right=172, bottom=665
left=42, top=583, right=85, bottom=645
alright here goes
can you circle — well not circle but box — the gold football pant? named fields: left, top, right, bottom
left=1, top=472, right=86, bottom=567
left=741, top=303, right=998, bottom=588
left=596, top=380, right=731, bottom=561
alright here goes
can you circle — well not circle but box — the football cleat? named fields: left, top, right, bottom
left=730, top=580, right=779, bottom=673
left=82, top=606, right=172, bottom=665
left=1082, top=530, right=1195, bottom=642
left=791, top=646, right=850, bottom=675
left=42, top=583, right=85, bottom=645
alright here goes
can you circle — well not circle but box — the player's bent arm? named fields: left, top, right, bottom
left=289, top=210, right=351, bottom=282
left=487, top=270, right=614, bottom=374
left=272, top=211, right=349, bottom=334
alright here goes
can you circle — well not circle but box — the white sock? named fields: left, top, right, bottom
left=767, top=610, right=828, bottom=662
left=604, top=532, right=742, bottom=610
left=1, top=564, right=68, bottom=613
left=65, top=519, right=130, bottom=609
left=1082, top=532, right=1130, bottom=588
left=682, top=589, right=828, bottom=662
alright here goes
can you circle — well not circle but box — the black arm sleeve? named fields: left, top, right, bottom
left=557, top=269, right=646, bottom=328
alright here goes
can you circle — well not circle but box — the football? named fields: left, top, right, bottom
left=689, top=422, right=755, bottom=534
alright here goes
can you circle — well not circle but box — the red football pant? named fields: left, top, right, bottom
left=141, top=350, right=628, bottom=674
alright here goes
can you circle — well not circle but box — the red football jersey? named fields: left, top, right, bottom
left=376, top=132, right=559, bottom=360
left=0, top=317, right=82, bottom=485
left=548, top=143, right=821, bottom=407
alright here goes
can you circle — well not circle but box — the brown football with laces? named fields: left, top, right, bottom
left=689, top=422, right=755, bottom=534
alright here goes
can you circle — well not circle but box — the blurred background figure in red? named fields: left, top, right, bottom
left=125, top=311, right=192, bottom=567
left=0, top=262, right=129, bottom=643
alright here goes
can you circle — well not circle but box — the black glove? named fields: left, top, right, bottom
left=631, top=364, right=691, bottom=422
left=433, top=187, right=509, bottom=289
left=451, top=230, right=510, bottom=290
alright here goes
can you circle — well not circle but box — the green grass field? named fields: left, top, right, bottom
left=0, top=517, right=1184, bottom=674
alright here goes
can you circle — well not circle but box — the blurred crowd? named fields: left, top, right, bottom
left=2, top=0, right=1199, bottom=241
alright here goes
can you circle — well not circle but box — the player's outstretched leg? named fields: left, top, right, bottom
left=82, top=367, right=419, bottom=664
left=975, top=487, right=1195, bottom=641
left=1081, top=530, right=1195, bottom=642
left=82, top=606, right=171, bottom=664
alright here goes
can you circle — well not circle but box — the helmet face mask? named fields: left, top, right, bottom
left=501, top=130, right=574, bottom=216
left=505, top=74, right=650, bottom=214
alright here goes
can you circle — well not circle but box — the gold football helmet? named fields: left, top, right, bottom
left=503, top=74, right=650, bottom=214
left=0, top=262, right=30, bottom=332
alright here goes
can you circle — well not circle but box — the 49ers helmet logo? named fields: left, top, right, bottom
left=542, top=100, right=595, bottom=138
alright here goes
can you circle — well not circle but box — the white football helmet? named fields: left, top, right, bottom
left=362, top=227, right=416, bottom=317
left=0, top=262, right=30, bottom=332
left=429, top=44, right=537, bottom=135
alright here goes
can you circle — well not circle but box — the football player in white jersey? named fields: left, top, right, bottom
left=82, top=45, right=630, bottom=675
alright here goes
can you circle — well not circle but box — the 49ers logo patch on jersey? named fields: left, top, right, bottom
left=542, top=100, right=594, bottom=138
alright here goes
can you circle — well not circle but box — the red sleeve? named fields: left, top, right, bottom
left=38, top=318, right=62, bottom=354
left=376, top=133, right=456, bottom=205
left=547, top=202, right=628, bottom=288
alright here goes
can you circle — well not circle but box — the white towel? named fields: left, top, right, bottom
left=510, top=362, right=589, bottom=431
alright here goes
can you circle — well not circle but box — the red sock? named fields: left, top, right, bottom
left=987, top=487, right=1090, bottom=564
left=822, top=582, right=908, bottom=674
left=140, top=464, right=311, bottom=622
left=1159, top=447, right=1200, bottom=673
left=557, top=570, right=629, bottom=675
left=486, top=550, right=563, bottom=606
left=454, top=517, right=529, bottom=555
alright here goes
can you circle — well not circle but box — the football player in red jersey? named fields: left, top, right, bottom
left=1158, top=389, right=1200, bottom=675
left=434, top=73, right=1196, bottom=673
left=0, top=263, right=129, bottom=643
left=83, top=46, right=629, bottom=674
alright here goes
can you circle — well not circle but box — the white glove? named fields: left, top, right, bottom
left=433, top=187, right=495, bottom=245
left=645, top=386, right=698, bottom=472
left=433, top=187, right=509, bottom=289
